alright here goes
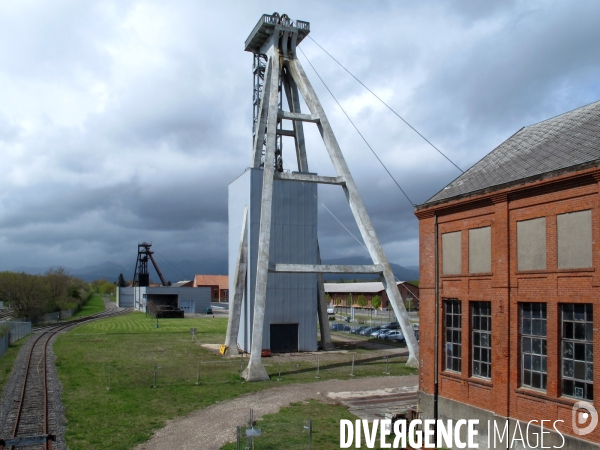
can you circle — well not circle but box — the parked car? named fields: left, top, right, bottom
left=327, top=307, right=335, bottom=315
left=350, top=326, right=368, bottom=335
left=370, top=329, right=384, bottom=338
left=381, top=322, right=399, bottom=330
left=330, top=323, right=351, bottom=332
left=376, top=329, right=394, bottom=339
left=363, top=326, right=381, bottom=337
left=384, top=330, right=405, bottom=342
left=205, top=307, right=213, bottom=314
left=359, top=327, right=375, bottom=336
left=413, top=323, right=419, bottom=332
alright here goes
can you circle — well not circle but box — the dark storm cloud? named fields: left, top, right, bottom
left=0, top=0, right=598, bottom=272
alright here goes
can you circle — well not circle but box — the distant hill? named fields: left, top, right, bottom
left=321, top=256, right=419, bottom=282
left=12, top=256, right=415, bottom=284
left=13, top=258, right=228, bottom=284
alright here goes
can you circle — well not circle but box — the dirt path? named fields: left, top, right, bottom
left=135, top=375, right=418, bottom=450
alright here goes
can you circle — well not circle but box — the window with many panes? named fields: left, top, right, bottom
left=521, top=303, right=547, bottom=390
left=472, top=301, right=492, bottom=379
left=561, top=304, right=593, bottom=400
left=445, top=300, right=462, bottom=372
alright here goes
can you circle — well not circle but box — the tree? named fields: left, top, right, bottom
left=371, top=295, right=381, bottom=309
left=357, top=294, right=367, bottom=308
left=0, top=271, right=47, bottom=319
left=100, top=282, right=115, bottom=296
left=45, top=267, right=70, bottom=311
left=117, top=273, right=128, bottom=287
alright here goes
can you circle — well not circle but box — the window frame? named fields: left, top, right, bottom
left=561, top=303, right=593, bottom=401
left=471, top=301, right=492, bottom=380
left=519, top=302, right=548, bottom=391
left=444, top=299, right=462, bottom=373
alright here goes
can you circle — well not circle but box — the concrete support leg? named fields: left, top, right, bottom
left=224, top=206, right=248, bottom=356
left=242, top=50, right=281, bottom=382
left=381, top=265, right=419, bottom=368
left=288, top=57, right=419, bottom=366
left=317, top=245, right=334, bottom=350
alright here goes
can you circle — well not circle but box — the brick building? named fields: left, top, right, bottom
left=193, top=275, right=229, bottom=302
left=324, top=281, right=419, bottom=310
left=415, top=100, right=600, bottom=448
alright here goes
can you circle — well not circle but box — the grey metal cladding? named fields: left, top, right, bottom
left=442, top=231, right=462, bottom=275
left=422, top=100, right=600, bottom=206
left=557, top=209, right=592, bottom=269
left=229, top=169, right=318, bottom=353
left=469, top=226, right=491, bottom=274
left=517, top=217, right=546, bottom=271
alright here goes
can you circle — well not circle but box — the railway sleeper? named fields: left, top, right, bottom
left=0, top=434, right=55, bottom=450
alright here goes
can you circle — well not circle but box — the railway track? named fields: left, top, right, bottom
left=0, top=302, right=131, bottom=449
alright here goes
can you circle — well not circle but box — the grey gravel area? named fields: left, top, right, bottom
left=135, top=374, right=418, bottom=450
left=0, top=332, right=35, bottom=438
left=0, top=329, right=69, bottom=449
left=0, top=296, right=121, bottom=449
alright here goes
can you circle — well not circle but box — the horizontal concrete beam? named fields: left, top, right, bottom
left=277, top=110, right=320, bottom=123
left=273, top=172, right=345, bottom=185
left=276, top=129, right=296, bottom=137
left=270, top=263, right=384, bottom=274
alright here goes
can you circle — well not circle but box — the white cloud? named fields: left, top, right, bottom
left=0, top=0, right=599, bottom=272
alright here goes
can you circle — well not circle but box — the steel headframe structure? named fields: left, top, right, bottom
left=226, top=13, right=419, bottom=381
left=132, top=242, right=167, bottom=287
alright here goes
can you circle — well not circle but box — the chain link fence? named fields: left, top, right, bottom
left=0, top=321, right=32, bottom=359
left=96, top=352, right=408, bottom=391
left=234, top=409, right=313, bottom=450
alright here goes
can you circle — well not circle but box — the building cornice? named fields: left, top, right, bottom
left=414, top=164, right=600, bottom=219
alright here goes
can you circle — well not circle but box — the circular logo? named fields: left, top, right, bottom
left=572, top=401, right=598, bottom=436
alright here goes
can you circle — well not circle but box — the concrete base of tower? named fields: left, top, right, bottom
left=242, top=359, right=270, bottom=382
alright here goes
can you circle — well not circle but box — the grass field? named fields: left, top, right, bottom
left=54, top=312, right=416, bottom=449
left=220, top=399, right=357, bottom=450
left=65, top=293, right=106, bottom=320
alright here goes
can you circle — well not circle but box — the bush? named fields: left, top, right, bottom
left=328, top=316, right=336, bottom=321
left=357, top=294, right=367, bottom=308
left=371, top=295, right=381, bottom=309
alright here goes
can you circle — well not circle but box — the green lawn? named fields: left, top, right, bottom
left=66, top=293, right=106, bottom=320
left=220, top=399, right=357, bottom=450
left=54, top=311, right=416, bottom=449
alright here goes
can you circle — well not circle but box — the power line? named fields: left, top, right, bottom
left=154, top=251, right=190, bottom=282
left=307, top=35, right=464, bottom=174
left=318, top=198, right=409, bottom=286
left=298, top=47, right=416, bottom=207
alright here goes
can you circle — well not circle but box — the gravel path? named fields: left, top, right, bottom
left=135, top=375, right=418, bottom=450
left=0, top=296, right=120, bottom=449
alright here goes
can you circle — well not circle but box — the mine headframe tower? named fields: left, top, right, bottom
left=133, top=242, right=167, bottom=287
left=227, top=13, right=419, bottom=381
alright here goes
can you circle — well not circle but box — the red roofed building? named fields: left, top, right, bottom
left=193, top=275, right=229, bottom=302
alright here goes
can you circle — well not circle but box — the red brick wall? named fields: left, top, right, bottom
left=416, top=167, right=600, bottom=444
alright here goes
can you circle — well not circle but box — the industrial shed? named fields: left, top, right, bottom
left=324, top=281, right=419, bottom=310
left=229, top=168, right=318, bottom=353
left=118, top=286, right=211, bottom=314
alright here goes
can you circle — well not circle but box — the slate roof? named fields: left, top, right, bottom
left=420, top=100, right=600, bottom=207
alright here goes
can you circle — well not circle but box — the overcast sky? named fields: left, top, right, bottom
left=1, top=0, right=599, bottom=273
